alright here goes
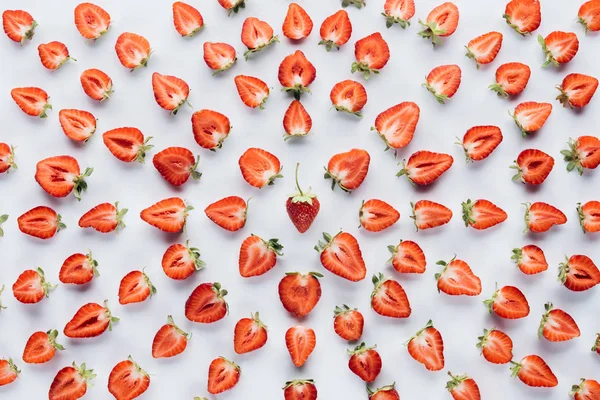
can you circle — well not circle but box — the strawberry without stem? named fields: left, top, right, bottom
left=203, top=42, right=237, bottom=75
left=152, top=72, right=191, bottom=115
left=406, top=320, right=444, bottom=371
left=22, top=329, right=64, bottom=364
left=510, top=355, right=557, bottom=388
left=371, top=273, right=411, bottom=318
left=538, top=31, right=579, bottom=67
left=286, top=326, right=316, bottom=367
left=359, top=199, right=399, bottom=232
left=333, top=305, right=364, bottom=341
left=191, top=109, right=232, bottom=150
left=397, top=150, right=453, bottom=186
left=152, top=315, right=190, bottom=358
left=185, top=282, right=228, bottom=323
left=208, top=357, right=240, bottom=394
left=18, top=206, right=65, bottom=239
left=372, top=102, right=420, bottom=152
left=286, top=163, right=320, bottom=233
left=11, top=87, right=51, bottom=118
left=0, top=358, right=19, bottom=386
left=35, top=155, right=92, bottom=200
left=465, top=32, right=502, bottom=68
left=579, top=0, right=600, bottom=32
left=234, top=312, right=267, bottom=354
left=239, top=147, right=282, bottom=188
left=511, top=245, right=548, bottom=275
left=115, top=32, right=152, bottom=70
left=49, top=362, right=95, bottom=400
left=234, top=75, right=270, bottom=109
left=347, top=343, right=382, bottom=382
left=484, top=285, right=529, bottom=319
left=283, top=380, right=317, bottom=400
left=239, top=234, right=283, bottom=277
left=241, top=17, right=278, bottom=60
left=162, top=241, right=205, bottom=280
left=141, top=197, right=192, bottom=233
left=503, top=0, right=541, bottom=35
left=13, top=267, right=55, bottom=304
left=283, top=100, right=312, bottom=140
left=562, top=136, right=600, bottom=175
left=3, top=10, right=36, bottom=44
left=205, top=196, right=247, bottom=231
left=59, top=109, right=96, bottom=142
left=103, top=127, right=153, bottom=163
left=79, top=202, right=127, bottom=233
left=315, top=231, right=366, bottom=281
left=418, top=2, right=459, bottom=46
left=558, top=254, right=600, bottom=292
left=319, top=10, right=352, bottom=51
left=435, top=256, right=481, bottom=296
left=511, top=102, right=552, bottom=137
left=457, top=125, right=502, bottom=162
left=489, top=62, right=531, bottom=97
left=388, top=240, right=426, bottom=274
left=108, top=357, right=150, bottom=400
left=153, top=147, right=200, bottom=186
left=330, top=80, right=367, bottom=117
left=172, top=1, right=204, bottom=37
left=411, top=200, right=452, bottom=231
left=476, top=328, right=513, bottom=364
left=461, top=199, right=507, bottom=230
left=118, top=270, right=157, bottom=305
left=556, top=73, right=598, bottom=109
left=80, top=68, right=113, bottom=101
left=279, top=50, right=316, bottom=99
left=38, top=41, right=75, bottom=70
left=538, top=302, right=580, bottom=342
left=59, top=250, right=99, bottom=284
left=382, top=0, right=415, bottom=29
left=325, top=148, right=370, bottom=192
left=524, top=202, right=567, bottom=233
left=352, top=32, right=390, bottom=80
left=282, top=3, right=313, bottom=40
left=511, top=149, right=554, bottom=185
left=578, top=201, right=600, bottom=233
left=0, top=143, right=17, bottom=173
left=74, top=3, right=110, bottom=40
left=278, top=272, right=322, bottom=317
left=64, top=300, right=119, bottom=338
left=446, top=372, right=481, bottom=400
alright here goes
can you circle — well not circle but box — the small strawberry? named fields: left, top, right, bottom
left=333, top=305, right=364, bottom=341
left=203, top=42, right=237, bottom=75
left=571, top=378, right=600, bottom=400
left=406, top=320, right=444, bottom=371
left=153, top=147, right=200, bottom=186
left=286, top=163, right=320, bottom=233
left=489, top=62, right=531, bottom=97
left=387, top=240, right=426, bottom=274
left=352, top=32, right=390, bottom=79
left=49, top=362, right=96, bottom=400
left=35, top=155, right=92, bottom=200
left=456, top=125, right=502, bottom=162
left=205, top=196, right=248, bottom=231
left=239, top=147, right=282, bottom=188
left=103, top=127, right=153, bottom=163
left=152, top=315, right=191, bottom=358
left=510, top=102, right=553, bottom=137
left=510, top=355, right=558, bottom=388
left=556, top=73, right=598, bottom=109
left=315, top=231, right=366, bottom=281
left=80, top=68, right=113, bottom=101
left=397, top=150, right=453, bottom=185
left=115, top=32, right=152, bottom=70
left=435, top=256, right=481, bottom=296
left=367, top=382, right=400, bottom=399
left=511, top=245, right=548, bottom=275
left=79, top=202, right=128, bottom=233
left=483, top=285, right=530, bottom=319
left=74, top=3, right=111, bottom=40
left=2, top=10, right=37, bottom=44
left=538, top=31, right=579, bottom=67
left=38, top=41, right=75, bottom=70
left=319, top=10, right=352, bottom=51
left=524, top=202, right=567, bottom=233
left=411, top=200, right=453, bottom=231
left=59, top=109, right=96, bottom=142
left=64, top=300, right=119, bottom=338
left=286, top=326, right=316, bottom=367
left=118, top=270, right=157, bottom=305
left=579, top=0, right=600, bottom=32
left=18, top=206, right=65, bottom=239
left=347, top=343, right=382, bottom=382
left=234, top=312, right=268, bottom=354
left=59, top=250, right=99, bottom=284
left=241, top=17, right=278, bottom=60
left=162, top=241, right=205, bottom=280
left=239, top=235, right=283, bottom=278
left=283, top=379, right=317, bottom=400
left=461, top=199, right=507, bottom=230
left=510, top=149, right=554, bottom=185
left=465, top=32, right=503, bottom=68
left=562, top=136, right=600, bottom=175
left=208, top=357, right=240, bottom=394
left=371, top=273, right=411, bottom=318
left=538, top=302, right=580, bottom=342
left=234, top=75, right=270, bottom=109
left=359, top=199, right=399, bottom=232
left=324, top=148, right=370, bottom=192
left=372, top=102, right=420, bottom=152
left=283, top=100, right=312, bottom=140
left=418, top=2, right=460, bottom=46
left=578, top=201, right=600, bottom=233
left=330, top=80, right=367, bottom=117
left=141, top=197, right=192, bottom=233
left=0, top=143, right=17, bottom=174
left=185, top=282, right=228, bottom=323
left=558, top=254, right=600, bottom=292
left=446, top=372, right=481, bottom=400
left=0, top=358, right=19, bottom=386
left=172, top=1, right=204, bottom=37
left=108, top=357, right=150, bottom=399
left=13, top=267, right=55, bottom=304
left=282, top=3, right=313, bottom=40
left=279, top=50, right=316, bottom=99
left=191, top=109, right=232, bottom=150
left=11, top=87, right=51, bottom=118
left=382, top=0, right=415, bottom=29
left=503, top=0, right=541, bottom=35
left=422, top=64, right=462, bottom=103
left=152, top=72, right=191, bottom=115
left=22, top=329, right=64, bottom=364
left=476, top=328, right=513, bottom=364
left=278, top=272, right=322, bottom=317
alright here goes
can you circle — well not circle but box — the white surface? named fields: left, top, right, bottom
left=1, top=0, right=599, bottom=399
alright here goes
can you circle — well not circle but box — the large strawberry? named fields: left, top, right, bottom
left=484, top=285, right=530, bottom=319
left=435, top=256, right=481, bottom=296
left=172, top=1, right=204, bottom=37
left=347, top=342, right=382, bottom=382
left=59, top=250, right=99, bottom=284
left=411, top=200, right=452, bottom=231
left=103, top=127, right=153, bottom=163
left=234, top=75, right=270, bottom=109
left=22, top=329, right=64, bottom=364
left=359, top=199, right=399, bottom=232
left=319, top=10, right=352, bottom=51
left=388, top=240, right=426, bottom=274
left=2, top=9, right=37, bottom=44
left=333, top=305, right=364, bottom=341
left=118, top=270, right=157, bottom=305
left=489, top=62, right=531, bottom=97
left=205, top=196, right=247, bottom=231
left=79, top=202, right=128, bottom=233
left=461, top=199, right=507, bottom=230
left=406, top=320, right=444, bottom=371
left=238, top=147, right=282, bottom=188
left=352, top=32, right=390, bottom=79
left=153, top=147, right=200, bottom=186
left=49, top=362, right=95, bottom=400
left=457, top=125, right=502, bottom=163
left=523, top=202, right=567, bottom=233
left=58, top=109, right=97, bottom=142
left=278, top=50, right=316, bottom=99
left=185, top=282, right=228, bottom=323
left=476, top=328, right=513, bottom=364
left=286, top=163, right=320, bottom=233
left=64, top=300, right=119, bottom=338
left=372, top=102, right=420, bottom=152
left=503, top=0, right=541, bottom=35
left=510, top=355, right=557, bottom=387
left=38, top=41, right=75, bottom=70
left=12, top=267, right=55, bottom=304
left=325, top=148, right=370, bottom=192
left=11, top=87, right=51, bottom=117
left=18, top=206, right=65, bottom=239
left=511, top=245, right=548, bottom=275
left=315, top=231, right=366, bottom=281
left=371, top=273, right=411, bottom=318
left=152, top=315, right=191, bottom=358
left=397, top=150, right=453, bottom=185
left=382, top=0, right=415, bottom=29
left=558, top=254, right=600, bottom=292
left=115, top=32, right=152, bottom=70
left=162, top=241, right=205, bottom=280
left=465, top=31, right=503, bottom=68
left=233, top=312, right=268, bottom=354
left=207, top=357, right=240, bottom=394
left=538, top=302, right=580, bottom=342
left=511, top=149, right=554, bottom=185
left=556, top=73, right=598, bottom=109
left=418, top=2, right=460, bottom=45
left=191, top=109, right=232, bottom=150
left=278, top=272, right=322, bottom=317
left=108, top=357, right=150, bottom=399
left=562, top=136, right=600, bottom=175
left=74, top=3, right=111, bottom=40
left=241, top=17, right=278, bottom=60
left=141, top=197, right=192, bottom=233
left=286, top=326, right=316, bottom=367
left=330, top=80, right=367, bottom=117
left=35, top=155, right=92, bottom=200
left=80, top=68, right=113, bottom=101
left=422, top=65, right=462, bottom=103
left=538, top=31, right=579, bottom=67
left=203, top=42, right=237, bottom=75
left=510, top=101, right=552, bottom=137
left=282, top=3, right=313, bottom=40
left=239, top=235, right=283, bottom=277
left=151, top=72, right=191, bottom=115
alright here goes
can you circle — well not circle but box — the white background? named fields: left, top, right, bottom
left=1, top=0, right=599, bottom=399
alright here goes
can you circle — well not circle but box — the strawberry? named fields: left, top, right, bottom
left=0, top=214, right=8, bottom=237
left=558, top=254, right=600, bottom=292
left=371, top=273, right=411, bottom=318
left=208, top=357, right=240, bottom=394
left=239, top=147, right=282, bottom=188
left=11, top=87, right=51, bottom=117
left=141, top=197, right=192, bottom=233
left=319, top=10, right=352, bottom=51
left=333, top=305, right=364, bottom=341
left=118, top=270, right=156, bottom=305
left=59, top=250, right=99, bottom=284
left=218, top=0, right=246, bottom=16
left=283, top=100, right=312, bottom=140
left=22, top=329, right=64, bottom=364
left=203, top=42, right=237, bottom=75
left=12, top=267, right=55, bottom=304
left=286, top=326, right=316, bottom=367
left=538, top=302, right=580, bottom=342
left=115, top=32, right=152, bottom=70
left=59, top=109, right=97, bottom=142
left=511, top=102, right=552, bottom=137
left=422, top=64, right=462, bottom=103
left=191, top=109, right=232, bottom=150
left=418, top=2, right=460, bottom=46
left=103, top=127, right=153, bottom=163
left=579, top=0, right=600, bottom=32
left=511, top=245, right=548, bottom=275
left=578, top=201, right=600, bottom=233
left=315, top=231, right=366, bottom=281
left=359, top=199, right=399, bottom=232
left=387, top=240, right=426, bottom=274
left=234, top=312, right=268, bottom=354
left=503, top=0, right=541, bottom=35
left=153, top=147, right=200, bottom=186
left=556, top=73, right=598, bottom=109
left=571, top=378, right=600, bottom=400
left=80, top=68, right=113, bottom=101
left=38, top=41, right=75, bottom=70
left=286, top=163, right=320, bottom=233
left=2, top=10, right=36, bottom=44
left=524, top=202, right=567, bottom=233
left=162, top=241, right=205, bottom=280
left=562, top=136, right=600, bottom=174
left=35, top=155, right=92, bottom=200
left=205, top=196, right=247, bottom=231
left=476, top=328, right=513, bottom=364
left=239, top=235, right=283, bottom=277
left=446, top=372, right=481, bottom=400
left=435, top=256, right=481, bottom=296
left=283, top=380, right=317, bottom=400
left=461, top=199, right=507, bottom=230
left=330, top=80, right=367, bottom=117
left=172, top=1, right=204, bottom=37
left=352, top=32, right=390, bottom=79
left=282, top=3, right=313, bottom=40
left=74, top=3, right=110, bottom=40
left=372, top=102, right=420, bottom=152
left=234, top=75, right=270, bottom=109
left=0, top=143, right=17, bottom=173
left=367, top=383, right=399, bottom=399
left=342, top=0, right=366, bottom=8
left=241, top=17, right=278, bottom=60
left=411, top=200, right=452, bottom=231
left=279, top=50, right=316, bottom=99
left=489, top=62, right=531, bottom=97
left=511, top=149, right=554, bottom=185
left=185, top=282, right=228, bottom=323
left=278, top=272, right=322, bottom=317
left=406, top=320, right=444, bottom=371
left=64, top=300, right=119, bottom=338
left=79, top=202, right=128, bottom=233
left=510, top=355, right=558, bottom=387
left=457, top=125, right=502, bottom=162
left=347, top=343, right=381, bottom=382
left=484, top=285, right=530, bottom=319
left=18, top=206, right=65, bottom=239
left=397, top=150, right=453, bottom=185
left=108, top=357, right=150, bottom=399
left=539, top=31, right=579, bottom=67
left=465, top=32, right=503, bottom=68
left=152, top=72, right=191, bottom=115
left=152, top=315, right=191, bottom=358
left=594, top=334, right=600, bottom=355
left=382, top=0, right=415, bottom=29
left=49, top=362, right=96, bottom=400
left=325, top=148, right=370, bottom=192
left=0, top=358, right=19, bottom=386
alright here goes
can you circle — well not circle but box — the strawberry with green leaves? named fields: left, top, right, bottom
left=286, top=164, right=320, bottom=233
left=418, top=2, right=459, bottom=46
left=446, top=372, right=481, bottom=400
left=315, top=231, right=366, bottom=281
left=562, top=136, right=600, bottom=175
left=476, top=328, right=513, bottom=364
left=382, top=0, right=415, bottom=29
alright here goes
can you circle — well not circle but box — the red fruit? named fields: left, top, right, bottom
left=325, top=148, right=370, bottom=192
left=359, top=199, right=399, bottom=232
left=141, top=197, right=192, bottom=233
left=407, top=320, right=444, bottom=371
left=185, top=282, right=228, bottom=323
left=461, top=199, right=507, bottom=230
left=79, top=202, right=127, bottom=233
left=524, top=202, right=567, bottom=233
left=476, top=328, right=513, bottom=364
left=278, top=50, right=316, bottom=99
left=234, top=75, right=270, bottom=109
left=282, top=3, right=313, bottom=40
left=562, top=136, right=600, bottom=174
left=368, top=382, right=400, bottom=399
left=371, top=273, right=411, bottom=318
left=239, top=147, right=282, bottom=188
left=103, top=127, right=153, bottom=163
left=38, top=41, right=75, bottom=70
left=59, top=109, right=96, bottom=142
left=352, top=32, right=390, bottom=79
left=315, top=231, right=366, bottom=281
left=108, top=357, right=150, bottom=400
left=418, top=2, right=460, bottom=45
left=234, top=312, right=268, bottom=354
left=203, top=42, right=237, bottom=75
left=435, top=257, right=482, bottom=296
left=13, top=267, right=55, bottom=304
left=115, top=32, right=152, bottom=70
left=35, top=155, right=92, bottom=200
left=559, top=255, right=600, bottom=292
left=411, top=200, right=452, bottom=231
left=348, top=343, right=382, bottom=382
left=457, top=125, right=502, bottom=162
left=538, top=302, right=580, bottom=342
left=283, top=379, right=318, bottom=400
left=446, top=372, right=481, bottom=400
left=152, top=72, right=190, bottom=114
left=579, top=0, right=600, bottom=32
left=205, top=196, right=247, bottom=231
left=489, top=62, right=531, bottom=97
left=118, top=270, right=156, bottom=305
left=578, top=201, right=600, bottom=233
left=333, top=305, right=364, bottom=341
left=241, top=17, right=278, bottom=59
left=162, top=241, right=205, bottom=280
left=539, top=31, right=579, bottom=67
left=0, top=143, right=17, bottom=174
left=504, top=0, right=541, bottom=35
left=278, top=272, right=322, bottom=317
left=286, top=326, right=316, bottom=367
left=191, top=109, right=232, bottom=150
left=511, top=102, right=552, bottom=136
left=172, top=1, right=204, bottom=37
left=511, top=245, right=548, bottom=275
left=218, top=0, right=246, bottom=15
left=372, top=102, right=420, bottom=151
left=397, top=150, right=453, bottom=185
left=64, top=300, right=119, bottom=338
left=423, top=65, right=462, bottom=103
left=510, top=355, right=558, bottom=388
left=3, top=10, right=36, bottom=44
left=286, top=163, right=320, bottom=233
left=239, top=235, right=283, bottom=277
left=511, top=149, right=554, bottom=185
left=0, top=358, right=19, bottom=386
left=465, top=32, right=503, bottom=68
left=207, top=357, right=240, bottom=394
left=484, top=285, right=530, bottom=319
left=22, top=329, right=64, bottom=364
left=383, top=0, right=415, bottom=29
left=388, top=240, right=426, bottom=274
left=11, top=87, right=51, bottom=117
left=80, top=68, right=113, bottom=101
left=571, top=378, right=600, bottom=400
left=59, top=250, right=99, bottom=284
left=18, top=206, right=65, bottom=239
left=74, top=3, right=111, bottom=40
left=319, top=10, right=352, bottom=51
left=556, top=73, right=598, bottom=109
left=152, top=315, right=191, bottom=358
left=330, top=80, right=367, bottom=116
left=153, top=147, right=200, bottom=186
left=283, top=100, right=312, bottom=139
left=49, top=362, right=96, bottom=400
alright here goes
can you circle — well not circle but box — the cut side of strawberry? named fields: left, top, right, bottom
left=185, top=282, right=228, bottom=323
left=330, top=80, right=367, bottom=117
left=3, top=9, right=37, bottom=44
left=315, top=231, right=366, bottom=281
left=0, top=143, right=17, bottom=174
left=388, top=240, right=426, bottom=274
left=503, top=0, right=541, bottom=35
left=538, top=31, right=579, bottom=67
left=579, top=0, right=600, bottom=32
left=435, top=256, right=481, bottom=296
left=319, top=10, right=352, bottom=51
left=234, top=75, right=270, bottom=109
left=282, top=3, right=313, bottom=40
left=352, top=32, right=390, bottom=80
left=0, top=358, right=20, bottom=386
left=562, top=136, right=600, bottom=174
left=333, top=305, right=364, bottom=341
left=397, top=150, right=453, bottom=186
left=484, top=285, right=529, bottom=319
left=510, top=355, right=557, bottom=388
left=13, top=267, right=55, bottom=304
left=511, top=245, right=548, bottom=275
left=511, top=149, right=554, bottom=185
left=406, top=320, right=444, bottom=371
left=63, top=300, right=119, bottom=338
left=203, top=42, right=237, bottom=75
left=79, top=202, right=127, bottom=233
left=283, top=380, right=318, bottom=400
left=218, top=0, right=247, bottom=16
left=538, top=302, right=580, bottom=342
left=286, top=326, right=316, bottom=367
left=35, top=155, right=92, bottom=200
left=417, top=2, right=460, bottom=45
left=115, top=32, right=152, bottom=70
left=278, top=50, right=316, bottom=99
left=80, top=68, right=113, bottom=101
left=22, top=330, right=64, bottom=364
left=152, top=72, right=191, bottom=115
left=233, top=312, right=268, bottom=354
left=465, top=31, right=503, bottom=68
left=524, top=202, right=566, bottom=233
left=153, top=147, right=200, bottom=186
left=511, top=102, right=552, bottom=137
left=103, top=127, right=153, bottom=163
left=283, top=100, right=312, bottom=140
left=11, top=87, right=51, bottom=118
left=18, top=206, right=65, bottom=240
left=372, top=102, right=420, bottom=152
left=578, top=201, right=600, bottom=233
left=347, top=342, right=382, bottom=382
left=239, top=235, right=283, bottom=278
left=118, top=270, right=156, bottom=305
left=556, top=73, right=598, bottom=109
left=207, top=357, right=240, bottom=394
left=74, top=2, right=111, bottom=40
left=152, top=315, right=191, bottom=358
left=239, top=148, right=282, bottom=188
left=325, top=148, right=370, bottom=192
left=59, top=250, right=99, bottom=285
left=108, top=357, right=150, bottom=399
left=205, top=196, right=247, bottom=231
left=461, top=199, right=507, bottom=230
left=446, top=372, right=481, bottom=400
left=191, top=109, right=231, bottom=150
left=411, top=200, right=452, bottom=231
left=476, top=328, right=513, bottom=364
left=489, top=62, right=531, bottom=97
left=423, top=64, right=462, bottom=103
left=558, top=254, right=600, bottom=292
left=172, top=1, right=204, bottom=37
left=38, top=41, right=75, bottom=70
left=371, top=273, right=411, bottom=318
left=278, top=272, right=322, bottom=317
left=457, top=125, right=502, bottom=162
left=49, top=362, right=96, bottom=400
left=241, top=17, right=279, bottom=60
left=141, top=197, right=192, bottom=233
left=162, top=241, right=205, bottom=280
left=59, top=109, right=96, bottom=142
left=571, top=378, right=600, bottom=400
left=383, top=0, right=415, bottom=29
left=359, top=199, right=399, bottom=232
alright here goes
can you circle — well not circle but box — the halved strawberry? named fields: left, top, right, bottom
left=352, top=32, right=390, bottom=79
left=511, top=245, right=548, bottom=275
left=141, top=197, right=192, bottom=233
left=49, top=362, right=96, bottom=400
left=446, top=372, right=481, bottom=400
left=435, top=256, right=481, bottom=296
left=59, top=109, right=96, bottom=142
left=22, top=329, right=64, bottom=364
left=315, top=231, right=366, bottom=281
left=511, top=102, right=552, bottom=137
left=503, top=0, right=541, bottom=35
left=152, top=72, right=190, bottom=115
left=35, top=155, right=92, bottom=200
left=417, top=2, right=460, bottom=45
left=279, top=50, right=316, bottom=99
left=153, top=147, right=200, bottom=186
left=538, top=31, right=579, bottom=67
left=191, top=109, right=232, bottom=150
left=38, top=41, right=75, bottom=70
left=371, top=273, right=411, bottom=318
left=511, top=149, right=554, bottom=185
left=461, top=199, right=507, bottom=230
left=205, top=196, right=247, bottom=231
left=422, top=64, right=461, bottom=103
left=579, top=0, right=600, bottom=32
left=465, top=32, right=502, bottom=68
left=218, top=0, right=246, bottom=16
left=103, top=127, right=153, bottom=163
left=74, top=2, right=111, bottom=40
left=286, top=326, right=316, bottom=367
left=406, top=320, right=444, bottom=371
left=59, top=250, right=99, bottom=284
left=333, top=305, right=364, bottom=341
left=367, top=383, right=399, bottom=400
left=372, top=102, right=420, bottom=152
left=108, top=357, right=150, bottom=399
left=571, top=378, right=600, bottom=400
left=115, top=32, right=152, bottom=70
left=283, top=100, right=312, bottom=139
left=11, top=87, right=51, bottom=117
left=241, top=17, right=278, bottom=60
left=278, top=272, right=322, bottom=317
left=185, top=282, right=228, bottom=323
left=411, top=200, right=452, bottom=231
left=359, top=199, right=399, bottom=232
left=239, top=235, right=283, bottom=277
left=152, top=315, right=191, bottom=358
left=324, top=148, right=370, bottom=192
left=239, top=147, right=282, bottom=188
left=330, top=80, right=367, bottom=117
left=457, top=125, right=502, bottom=162
left=538, top=302, right=580, bottom=342
left=162, top=241, right=205, bottom=280
left=0, top=358, right=19, bottom=386
left=562, top=136, right=600, bottom=174
left=80, top=68, right=113, bottom=101
left=476, top=328, right=513, bottom=364
left=173, top=1, right=204, bottom=37
left=484, top=285, right=530, bottom=319
left=234, top=312, right=268, bottom=354
left=118, top=270, right=156, bottom=305
left=208, top=357, right=240, bottom=394
left=397, top=150, right=453, bottom=185
left=64, top=300, right=119, bottom=338
left=283, top=380, right=318, bottom=400
left=383, top=0, right=415, bottom=29
left=0, top=143, right=17, bottom=174
left=578, top=201, right=600, bottom=233
left=387, top=240, right=426, bottom=274
left=556, top=73, right=598, bottom=109
left=319, top=10, right=352, bottom=51
left=282, top=3, right=313, bottom=40
left=510, top=355, right=557, bottom=388
left=18, top=206, right=65, bottom=239
left=524, top=202, right=567, bottom=233
left=348, top=343, right=382, bottom=382
left=2, top=10, right=36, bottom=44
left=489, top=62, right=531, bottom=97
left=234, top=75, right=270, bottom=109
left=203, top=42, right=237, bottom=75
left=558, top=254, right=600, bottom=292
left=79, top=202, right=127, bottom=233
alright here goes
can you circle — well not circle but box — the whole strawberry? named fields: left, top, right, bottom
left=286, top=163, right=320, bottom=233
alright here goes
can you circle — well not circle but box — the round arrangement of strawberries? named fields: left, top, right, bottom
left=1, top=0, right=599, bottom=399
